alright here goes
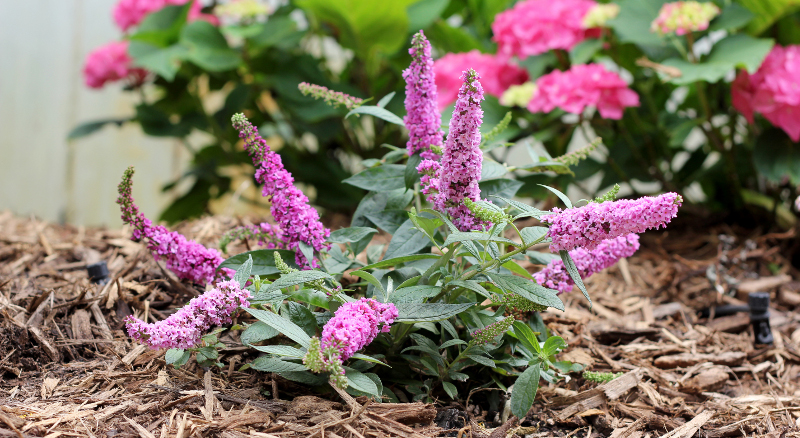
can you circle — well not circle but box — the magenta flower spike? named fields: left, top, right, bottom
left=319, top=298, right=398, bottom=362
left=231, top=114, right=331, bottom=268
left=403, top=31, right=444, bottom=160
left=117, top=167, right=231, bottom=284
left=434, top=69, right=490, bottom=231
left=124, top=280, right=251, bottom=349
left=541, top=193, right=682, bottom=252
left=534, top=234, right=640, bottom=294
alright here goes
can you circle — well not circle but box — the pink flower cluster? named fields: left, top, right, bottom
left=403, top=31, right=444, bottom=159
left=125, top=280, right=250, bottom=349
left=320, top=298, right=398, bottom=362
left=651, top=1, right=719, bottom=36
left=492, top=0, right=599, bottom=59
left=113, top=0, right=218, bottom=32
left=231, top=114, right=331, bottom=268
left=83, top=41, right=147, bottom=89
left=528, top=64, right=640, bottom=120
left=732, top=45, right=800, bottom=142
left=117, top=167, right=231, bottom=284
left=417, top=159, right=442, bottom=201
left=433, top=70, right=491, bottom=231
left=541, top=193, right=682, bottom=252
left=534, top=234, right=640, bottom=294
left=433, top=51, right=528, bottom=110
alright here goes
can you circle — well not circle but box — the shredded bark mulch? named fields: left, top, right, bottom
left=2, top=210, right=800, bottom=438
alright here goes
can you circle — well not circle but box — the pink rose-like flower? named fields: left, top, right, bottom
left=732, top=45, right=800, bottom=142
left=534, top=234, right=640, bottom=294
left=434, top=51, right=528, bottom=110
left=113, top=0, right=218, bottom=32
left=83, top=41, right=147, bottom=89
left=528, top=64, right=639, bottom=120
left=492, top=0, right=599, bottom=59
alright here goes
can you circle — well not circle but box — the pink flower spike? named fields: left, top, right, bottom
left=319, top=298, right=398, bottom=362
left=732, top=45, right=800, bottom=142
left=433, top=51, right=528, bottom=110
left=434, top=69, right=491, bottom=232
left=403, top=31, right=444, bottom=160
left=541, top=193, right=682, bottom=253
left=231, top=114, right=331, bottom=268
left=492, top=0, right=599, bottom=59
left=534, top=234, right=640, bottom=294
left=83, top=41, right=147, bottom=89
left=528, top=64, right=639, bottom=120
left=125, top=280, right=250, bottom=349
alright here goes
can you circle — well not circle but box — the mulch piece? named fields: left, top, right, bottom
left=2, top=210, right=800, bottom=438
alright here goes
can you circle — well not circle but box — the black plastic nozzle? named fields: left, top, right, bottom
left=748, top=291, right=773, bottom=345
left=87, top=261, right=110, bottom=285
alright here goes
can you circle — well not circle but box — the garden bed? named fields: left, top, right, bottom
left=1, top=210, right=800, bottom=438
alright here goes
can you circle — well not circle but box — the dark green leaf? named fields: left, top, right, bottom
left=510, top=365, right=541, bottom=419
left=67, top=118, right=129, bottom=140
left=662, top=34, right=774, bottom=85
left=383, top=219, right=431, bottom=260
left=241, top=322, right=280, bottom=345
left=284, top=302, right=318, bottom=337
left=480, top=159, right=507, bottom=181
left=569, top=39, right=603, bottom=65
left=442, top=381, right=458, bottom=399
left=344, top=165, right=406, bottom=192
left=245, top=308, right=311, bottom=348
left=251, top=357, right=308, bottom=372
left=219, top=250, right=300, bottom=276
left=559, top=250, right=590, bottom=306
left=753, top=128, right=800, bottom=185
left=180, top=21, right=241, bottom=71
left=344, top=367, right=380, bottom=396
left=479, top=179, right=524, bottom=200
left=359, top=253, right=440, bottom=270
left=233, top=255, right=253, bottom=289
left=709, top=3, right=755, bottom=31
left=395, top=302, right=475, bottom=322
left=365, top=210, right=408, bottom=234
left=486, top=273, right=564, bottom=311
left=265, top=270, right=331, bottom=293
left=328, top=227, right=378, bottom=244
left=251, top=345, right=305, bottom=358
left=519, top=227, right=549, bottom=246
left=407, top=0, right=449, bottom=31
left=538, top=184, right=572, bottom=208
left=390, top=285, right=441, bottom=303
left=346, top=105, right=405, bottom=125
left=406, top=153, right=422, bottom=189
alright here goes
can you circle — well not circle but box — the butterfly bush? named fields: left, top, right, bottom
left=534, top=234, right=640, bottom=294
left=492, top=0, right=599, bottom=59
left=117, top=167, right=231, bottom=284
left=298, top=82, right=364, bottom=110
left=403, top=31, right=444, bottom=160
left=651, top=1, right=720, bottom=36
left=542, top=193, right=682, bottom=252
left=434, top=69, right=491, bottom=231
left=219, top=223, right=285, bottom=253
left=113, top=0, right=218, bottom=32
left=433, top=51, right=528, bottom=110
left=231, top=114, right=331, bottom=268
left=83, top=41, right=147, bottom=89
left=528, top=64, right=640, bottom=120
left=732, top=45, right=800, bottom=142
left=125, top=280, right=250, bottom=349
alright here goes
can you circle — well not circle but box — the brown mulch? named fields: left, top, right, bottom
left=2, top=210, right=800, bottom=438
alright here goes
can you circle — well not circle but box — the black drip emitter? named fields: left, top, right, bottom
left=748, top=291, right=773, bottom=345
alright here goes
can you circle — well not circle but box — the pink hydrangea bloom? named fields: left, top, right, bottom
left=320, top=298, right=398, bottom=362
left=403, top=31, right=444, bottom=160
left=434, top=51, right=529, bottom=109
left=732, top=45, right=800, bottom=142
left=117, top=167, right=232, bottom=284
left=541, top=193, right=682, bottom=252
left=83, top=41, right=147, bottom=89
left=231, top=114, right=331, bottom=268
left=113, top=0, right=218, bottom=32
left=651, top=1, right=720, bottom=36
left=528, top=64, right=639, bottom=120
left=434, top=70, right=491, bottom=231
left=125, top=280, right=250, bottom=349
left=534, top=234, right=640, bottom=294
left=492, top=0, right=599, bottom=59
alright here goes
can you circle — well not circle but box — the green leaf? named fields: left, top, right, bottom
left=662, top=34, right=774, bottom=85
left=249, top=16, right=300, bottom=48
left=219, top=250, right=300, bottom=276
left=244, top=308, right=311, bottom=348
left=526, top=251, right=560, bottom=265
left=129, top=4, right=190, bottom=46
left=479, top=179, right=524, bottom=200
left=542, top=336, right=567, bottom=358
left=492, top=196, right=549, bottom=220
left=344, top=367, right=380, bottom=396
left=344, top=165, right=406, bottom=192
left=377, top=92, right=396, bottom=108
left=352, top=353, right=390, bottom=366
left=251, top=345, right=306, bottom=358
left=395, top=303, right=475, bottom=322
left=443, top=231, right=516, bottom=248
left=502, top=260, right=536, bottom=280
left=265, top=270, right=331, bottom=293
left=446, top=280, right=491, bottom=298
left=328, top=227, right=378, bottom=244
left=442, top=381, right=458, bottom=399
left=407, top=0, right=449, bottom=31
left=128, top=42, right=188, bottom=81
left=284, top=302, right=319, bottom=337
left=346, top=105, right=405, bottom=125
left=365, top=210, right=408, bottom=234
left=241, top=322, right=280, bottom=345
left=278, top=371, right=328, bottom=386
left=480, top=159, right=507, bottom=181
left=350, top=270, right=387, bottom=302
left=607, top=0, right=672, bottom=59
left=233, top=255, right=253, bottom=289
left=289, top=289, right=331, bottom=309
left=519, top=227, right=549, bottom=246
left=359, top=253, right=441, bottom=270
left=753, top=128, right=800, bottom=185
left=67, top=118, right=129, bottom=140
left=510, top=365, right=541, bottom=419
left=738, top=0, right=800, bottom=35
left=486, top=273, right=564, bottom=311
left=569, top=39, right=603, bottom=65
left=468, top=355, right=496, bottom=368
left=559, top=250, right=590, bottom=306
left=251, top=357, right=308, bottom=373
left=390, top=285, right=441, bottom=303
left=538, top=184, right=572, bottom=209
left=383, top=220, right=431, bottom=260
left=439, top=339, right=468, bottom=349
left=512, top=321, right=540, bottom=354
left=406, top=153, right=423, bottom=190
left=709, top=3, right=755, bottom=31
left=180, top=21, right=241, bottom=71
left=165, top=348, right=190, bottom=367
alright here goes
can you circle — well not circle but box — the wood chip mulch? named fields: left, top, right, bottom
left=2, top=210, right=800, bottom=438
